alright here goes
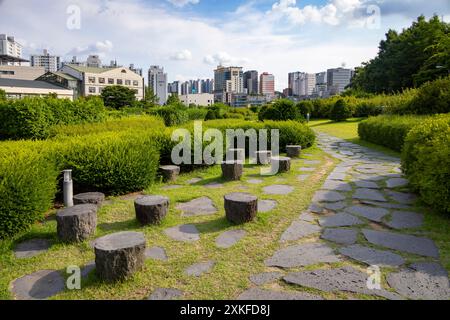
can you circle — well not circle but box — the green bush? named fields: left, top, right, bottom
left=358, top=115, right=427, bottom=152
left=259, top=99, right=303, bottom=121
left=354, top=102, right=383, bottom=117
left=0, top=88, right=6, bottom=101
left=297, top=101, right=314, bottom=117
left=186, top=108, right=208, bottom=121
left=402, top=115, right=450, bottom=213
left=330, top=99, right=352, bottom=122
left=149, top=106, right=189, bottom=126
left=405, top=77, right=450, bottom=115
left=100, top=85, right=136, bottom=110
left=0, top=141, right=58, bottom=238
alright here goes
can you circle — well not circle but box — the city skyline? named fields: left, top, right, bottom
left=1, top=0, right=449, bottom=90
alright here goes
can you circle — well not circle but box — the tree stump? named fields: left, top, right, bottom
left=73, top=192, right=105, bottom=207
left=256, top=151, right=272, bottom=165
left=286, top=145, right=302, bottom=158
left=226, top=148, right=245, bottom=163
left=224, top=193, right=258, bottom=224
left=134, top=195, right=169, bottom=225
left=271, top=156, right=291, bottom=174
left=56, top=204, right=97, bottom=242
left=159, top=165, right=181, bottom=182
left=94, top=231, right=146, bottom=282
left=221, top=161, right=244, bottom=181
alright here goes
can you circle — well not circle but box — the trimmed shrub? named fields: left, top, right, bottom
left=354, top=102, right=383, bottom=117
left=100, top=85, right=136, bottom=110
left=358, top=115, right=427, bottom=152
left=405, top=77, right=450, bottom=115
left=259, top=99, right=303, bottom=121
left=330, top=99, right=352, bottom=122
left=402, top=115, right=450, bottom=213
left=149, top=106, right=189, bottom=126
left=0, top=141, right=58, bottom=238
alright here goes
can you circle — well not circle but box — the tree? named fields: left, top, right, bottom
left=0, top=89, right=6, bottom=101
left=142, top=86, right=159, bottom=107
left=330, top=99, right=352, bottom=122
left=297, top=100, right=313, bottom=118
left=101, top=85, right=136, bottom=110
left=259, top=99, right=302, bottom=121
left=166, top=93, right=183, bottom=107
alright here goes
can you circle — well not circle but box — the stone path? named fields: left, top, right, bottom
left=244, top=133, right=449, bottom=300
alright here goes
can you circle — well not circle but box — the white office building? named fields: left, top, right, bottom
left=30, top=49, right=61, bottom=72
left=0, top=34, right=26, bottom=65
left=148, top=66, right=168, bottom=105
left=327, top=67, right=353, bottom=95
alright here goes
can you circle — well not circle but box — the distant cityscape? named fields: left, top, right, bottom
left=0, top=34, right=354, bottom=107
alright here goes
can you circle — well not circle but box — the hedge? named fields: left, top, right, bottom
left=358, top=115, right=428, bottom=152
left=402, top=115, right=450, bottom=214
left=149, top=106, right=189, bottom=126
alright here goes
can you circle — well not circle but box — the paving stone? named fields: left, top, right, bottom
left=355, top=180, right=380, bottom=189
left=322, top=180, right=352, bottom=192
left=299, top=167, right=315, bottom=172
left=263, top=185, right=294, bottom=195
left=304, top=160, right=321, bottom=165
left=386, top=178, right=409, bottom=189
left=363, top=229, right=439, bottom=258
left=353, top=188, right=387, bottom=202
left=14, top=239, right=51, bottom=259
left=184, top=261, right=215, bottom=277
left=10, top=270, right=65, bottom=300
left=161, top=185, right=183, bottom=190
left=328, top=172, right=347, bottom=181
left=387, top=262, right=450, bottom=300
left=280, top=220, right=321, bottom=242
left=148, top=288, right=184, bottom=300
left=186, top=178, right=202, bottom=185
left=81, top=261, right=96, bottom=278
left=237, top=288, right=323, bottom=300
left=249, top=272, right=283, bottom=286
left=176, top=197, right=217, bottom=217
left=346, top=205, right=389, bottom=223
left=297, top=174, right=310, bottom=181
left=145, top=246, right=168, bottom=261
left=265, top=243, right=340, bottom=268
left=319, top=213, right=364, bottom=228
left=386, top=190, right=417, bottom=204
left=247, top=179, right=263, bottom=184
left=216, top=230, right=247, bottom=249
left=339, top=244, right=405, bottom=267
left=321, top=229, right=358, bottom=245
left=334, top=166, right=351, bottom=173
left=308, top=203, right=324, bottom=214
left=284, top=267, right=402, bottom=300
left=360, top=200, right=412, bottom=210
left=322, top=201, right=346, bottom=211
left=258, top=200, right=277, bottom=213
left=204, top=182, right=224, bottom=189
left=299, top=212, right=316, bottom=222
left=312, top=191, right=346, bottom=203
left=386, top=211, right=424, bottom=230
left=164, top=224, right=200, bottom=242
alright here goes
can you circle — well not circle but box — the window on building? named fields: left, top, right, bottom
left=88, top=77, right=96, bottom=84
left=125, top=80, right=131, bottom=86
left=99, top=77, right=105, bottom=84
left=89, top=87, right=96, bottom=93
left=117, top=79, right=123, bottom=85
left=98, top=87, right=103, bottom=93
left=108, top=78, right=114, bottom=84
left=133, top=80, right=139, bottom=86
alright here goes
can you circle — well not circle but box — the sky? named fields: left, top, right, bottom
left=1, top=0, right=449, bottom=90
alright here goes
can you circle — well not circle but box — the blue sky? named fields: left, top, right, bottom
left=1, top=0, right=449, bottom=90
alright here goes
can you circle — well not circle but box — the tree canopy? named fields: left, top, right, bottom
left=100, top=85, right=136, bottom=109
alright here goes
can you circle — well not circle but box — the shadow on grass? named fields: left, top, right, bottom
left=309, top=118, right=366, bottom=128
left=194, top=216, right=234, bottom=235
left=97, top=219, right=140, bottom=232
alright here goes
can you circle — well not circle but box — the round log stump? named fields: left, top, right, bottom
left=94, top=231, right=146, bottom=282
left=256, top=151, right=272, bottom=165
left=221, top=161, right=243, bottom=181
left=159, top=165, right=180, bottom=182
left=271, top=156, right=291, bottom=174
left=56, top=204, right=97, bottom=242
left=73, top=192, right=105, bottom=207
left=224, top=193, right=258, bottom=224
left=226, top=148, right=245, bottom=163
left=286, top=145, right=302, bottom=158
left=134, top=195, right=169, bottom=225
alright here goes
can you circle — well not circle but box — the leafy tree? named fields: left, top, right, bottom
left=297, top=100, right=313, bottom=118
left=101, top=85, right=136, bottom=110
left=330, top=99, right=352, bottom=122
left=0, top=89, right=6, bottom=101
left=166, top=93, right=184, bottom=107
left=142, top=86, right=159, bottom=107
left=259, top=99, right=302, bottom=121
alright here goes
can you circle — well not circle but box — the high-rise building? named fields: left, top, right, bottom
left=259, top=72, right=275, bottom=97
left=303, top=73, right=316, bottom=96
left=148, top=65, right=168, bottom=105
left=243, top=70, right=258, bottom=95
left=86, top=55, right=102, bottom=68
left=129, top=64, right=143, bottom=77
left=0, top=34, right=26, bottom=65
left=30, top=49, right=61, bottom=72
left=327, top=67, right=352, bottom=95
left=168, top=81, right=181, bottom=95
left=214, top=65, right=244, bottom=104
left=201, top=79, right=214, bottom=94
left=288, top=72, right=303, bottom=97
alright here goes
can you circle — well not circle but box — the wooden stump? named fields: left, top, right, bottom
left=73, top=192, right=105, bottom=207
left=159, top=165, right=180, bottom=182
left=221, top=161, right=243, bottom=181
left=94, top=231, right=146, bottom=282
left=286, top=145, right=302, bottom=158
left=134, top=195, right=169, bottom=225
left=271, top=156, right=291, bottom=174
left=56, top=204, right=97, bottom=242
left=226, top=148, right=245, bottom=163
left=224, top=193, right=258, bottom=224
left=256, top=151, right=272, bottom=165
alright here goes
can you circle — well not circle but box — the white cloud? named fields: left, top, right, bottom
left=166, top=0, right=199, bottom=8
left=170, top=49, right=192, bottom=61
left=67, top=40, right=113, bottom=58
left=203, top=52, right=249, bottom=66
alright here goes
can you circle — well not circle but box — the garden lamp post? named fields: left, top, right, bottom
left=63, top=169, right=74, bottom=208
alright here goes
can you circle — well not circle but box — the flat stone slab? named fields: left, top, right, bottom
left=386, top=211, right=423, bottom=229
left=299, top=212, right=316, bottom=222
left=355, top=181, right=380, bottom=189
left=386, top=178, right=409, bottom=189
left=304, top=160, right=321, bottom=165
left=216, top=230, right=247, bottom=248
left=164, top=224, right=200, bottom=242
left=249, top=272, right=283, bottom=285
left=10, top=270, right=65, bottom=300
left=339, top=244, right=405, bottom=267
left=247, top=179, right=263, bottom=184
left=299, top=167, right=316, bottom=172
left=186, top=178, right=202, bottom=185
left=328, top=173, right=347, bottom=181
left=204, top=182, right=224, bottom=189
left=346, top=205, right=389, bottom=223
left=386, top=190, right=417, bottom=204
left=297, top=174, right=310, bottom=181
left=237, top=288, right=323, bottom=300
left=322, top=201, right=346, bottom=211
left=308, top=203, right=324, bottom=214
left=145, top=247, right=168, bottom=261
left=353, top=188, right=387, bottom=202
left=148, top=288, right=184, bottom=300
left=258, top=200, right=277, bottom=213
left=280, top=220, right=321, bottom=242
left=360, top=200, right=412, bottom=210
left=265, top=243, right=341, bottom=268
left=312, top=191, right=346, bottom=203
left=176, top=197, right=217, bottom=217
left=14, top=239, right=51, bottom=259
left=184, top=261, right=215, bottom=277
left=263, top=185, right=294, bottom=195
left=319, top=213, right=364, bottom=228
left=81, top=261, right=96, bottom=278
left=284, top=267, right=402, bottom=300
left=387, top=262, right=450, bottom=300
left=363, top=229, right=439, bottom=258
left=73, top=192, right=105, bottom=206
left=321, top=229, right=358, bottom=245
left=322, top=180, right=352, bottom=192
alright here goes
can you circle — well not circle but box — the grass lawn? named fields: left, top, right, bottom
left=0, top=146, right=339, bottom=300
